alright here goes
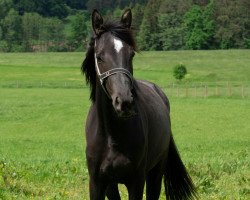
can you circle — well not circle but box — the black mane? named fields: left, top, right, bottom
left=81, top=20, right=136, bottom=102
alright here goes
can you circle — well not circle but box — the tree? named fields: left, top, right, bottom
left=112, top=7, right=123, bottom=20
left=157, top=0, right=192, bottom=50
left=184, top=1, right=215, bottom=49
left=137, top=0, right=161, bottom=50
left=71, top=11, right=89, bottom=50
left=1, top=9, right=22, bottom=51
left=159, top=0, right=192, bottom=15
left=66, top=0, right=86, bottom=10
left=0, top=0, right=13, bottom=19
left=13, top=0, right=36, bottom=15
left=184, top=5, right=205, bottom=49
left=158, top=13, right=185, bottom=50
left=13, top=0, right=69, bottom=19
left=214, top=0, right=250, bottom=49
left=35, top=17, right=65, bottom=51
left=132, top=3, right=144, bottom=34
left=202, top=0, right=216, bottom=48
left=48, top=0, right=70, bottom=19
left=86, top=0, right=132, bottom=12
left=86, top=0, right=117, bottom=13
left=0, top=0, right=249, bottom=52
left=22, top=12, right=42, bottom=50
left=173, top=64, right=187, bottom=81
left=0, top=26, right=2, bottom=40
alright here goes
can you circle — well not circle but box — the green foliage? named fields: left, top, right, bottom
left=14, top=0, right=69, bottom=19
left=131, top=4, right=144, bottom=31
left=0, top=0, right=249, bottom=52
left=44, top=18, right=65, bottom=42
left=184, top=1, right=215, bottom=50
left=0, top=26, right=2, bottom=40
left=66, top=0, right=86, bottom=10
left=202, top=1, right=216, bottom=47
left=158, top=13, right=185, bottom=50
left=112, top=7, right=123, bottom=19
left=22, top=12, right=42, bottom=51
left=13, top=0, right=36, bottom=15
left=0, top=40, right=8, bottom=52
left=47, top=44, right=68, bottom=52
left=173, top=63, right=187, bottom=80
left=157, top=0, right=192, bottom=50
left=244, top=38, right=250, bottom=49
left=0, top=0, right=13, bottom=19
left=46, top=0, right=70, bottom=19
left=71, top=11, right=88, bottom=50
left=214, top=0, right=250, bottom=48
left=137, top=14, right=152, bottom=50
left=1, top=9, right=22, bottom=51
left=10, top=44, right=25, bottom=52
left=137, top=0, right=161, bottom=50
left=86, top=0, right=132, bottom=12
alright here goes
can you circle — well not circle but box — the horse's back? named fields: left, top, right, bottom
left=136, top=80, right=171, bottom=171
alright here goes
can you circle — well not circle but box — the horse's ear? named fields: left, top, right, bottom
left=121, top=9, right=132, bottom=28
left=92, top=9, right=104, bottom=36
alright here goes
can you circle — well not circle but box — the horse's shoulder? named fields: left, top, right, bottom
left=136, top=79, right=170, bottom=112
left=136, top=80, right=155, bottom=89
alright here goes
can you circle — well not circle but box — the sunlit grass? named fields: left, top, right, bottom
left=0, top=50, right=250, bottom=199
left=0, top=89, right=249, bottom=199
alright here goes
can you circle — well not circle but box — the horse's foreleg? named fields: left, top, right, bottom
left=126, top=175, right=145, bottom=200
left=89, top=177, right=106, bottom=200
left=106, top=183, right=121, bottom=200
left=146, top=160, right=165, bottom=200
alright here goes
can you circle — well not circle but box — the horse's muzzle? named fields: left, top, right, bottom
left=113, top=95, right=136, bottom=118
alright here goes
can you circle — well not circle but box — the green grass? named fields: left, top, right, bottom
left=0, top=50, right=250, bottom=199
left=0, top=88, right=89, bottom=199
left=0, top=50, right=249, bottom=85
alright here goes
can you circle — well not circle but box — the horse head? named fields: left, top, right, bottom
left=92, top=9, right=136, bottom=118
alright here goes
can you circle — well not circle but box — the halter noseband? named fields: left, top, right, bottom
left=94, top=41, right=134, bottom=98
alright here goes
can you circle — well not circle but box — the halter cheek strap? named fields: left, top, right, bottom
left=94, top=43, right=134, bottom=98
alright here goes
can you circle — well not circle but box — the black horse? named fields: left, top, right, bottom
left=81, top=9, right=197, bottom=200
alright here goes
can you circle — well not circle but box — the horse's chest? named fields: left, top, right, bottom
left=100, top=148, right=133, bottom=181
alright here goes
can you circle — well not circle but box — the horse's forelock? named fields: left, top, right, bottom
left=98, top=21, right=137, bottom=51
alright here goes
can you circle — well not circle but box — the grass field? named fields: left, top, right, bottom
left=0, top=50, right=250, bottom=199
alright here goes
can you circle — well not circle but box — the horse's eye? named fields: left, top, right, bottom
left=97, top=57, right=103, bottom=63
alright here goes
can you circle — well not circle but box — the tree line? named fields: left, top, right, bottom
left=0, top=0, right=249, bottom=52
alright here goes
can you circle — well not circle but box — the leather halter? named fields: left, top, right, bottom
left=94, top=41, right=134, bottom=98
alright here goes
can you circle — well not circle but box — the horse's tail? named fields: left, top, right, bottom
left=164, top=135, right=197, bottom=200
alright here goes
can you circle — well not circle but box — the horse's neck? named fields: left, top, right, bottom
left=95, top=85, right=117, bottom=130
left=95, top=84, right=138, bottom=140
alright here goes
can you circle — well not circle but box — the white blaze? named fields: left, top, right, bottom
left=114, top=38, right=123, bottom=53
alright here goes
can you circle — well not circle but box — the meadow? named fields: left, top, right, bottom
left=0, top=50, right=249, bottom=199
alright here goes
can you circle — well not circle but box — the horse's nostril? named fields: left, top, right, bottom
left=121, top=99, right=133, bottom=112
left=131, top=96, right=134, bottom=103
left=113, top=94, right=135, bottom=115
left=113, top=97, right=122, bottom=112
left=115, top=97, right=120, bottom=105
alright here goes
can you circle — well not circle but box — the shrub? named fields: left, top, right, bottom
left=47, top=44, right=68, bottom=52
left=11, top=44, right=25, bottom=52
left=244, top=38, right=250, bottom=49
left=0, top=40, right=9, bottom=52
left=173, top=64, right=187, bottom=81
